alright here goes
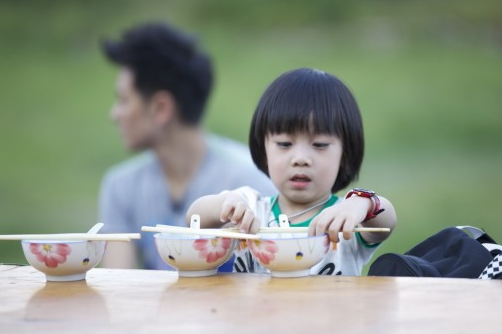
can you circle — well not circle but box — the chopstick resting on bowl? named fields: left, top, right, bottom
left=0, top=233, right=141, bottom=242
left=141, top=225, right=260, bottom=240
left=223, top=226, right=391, bottom=234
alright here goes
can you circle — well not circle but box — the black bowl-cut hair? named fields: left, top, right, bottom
left=249, top=68, right=364, bottom=193
left=102, top=22, right=213, bottom=125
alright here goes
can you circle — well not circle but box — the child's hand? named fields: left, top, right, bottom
left=220, top=192, right=260, bottom=234
left=308, top=196, right=371, bottom=243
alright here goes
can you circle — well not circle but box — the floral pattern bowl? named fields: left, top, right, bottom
left=21, top=240, right=106, bottom=282
left=247, top=233, right=330, bottom=277
left=154, top=233, right=237, bottom=277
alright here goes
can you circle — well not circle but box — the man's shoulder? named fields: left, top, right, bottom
left=206, top=134, right=252, bottom=163
left=102, top=151, right=158, bottom=183
left=205, top=134, right=276, bottom=196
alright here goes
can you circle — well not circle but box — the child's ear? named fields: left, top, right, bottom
left=151, top=90, right=176, bottom=125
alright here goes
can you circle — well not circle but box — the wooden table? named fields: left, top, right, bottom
left=1, top=265, right=501, bottom=334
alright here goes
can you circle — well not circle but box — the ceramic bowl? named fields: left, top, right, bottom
left=154, top=233, right=237, bottom=277
left=247, top=233, right=330, bottom=277
left=21, top=240, right=106, bottom=282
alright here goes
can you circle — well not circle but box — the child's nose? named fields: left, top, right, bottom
left=291, top=147, right=312, bottom=166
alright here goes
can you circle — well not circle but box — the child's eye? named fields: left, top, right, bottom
left=277, top=141, right=292, bottom=148
left=313, top=142, right=329, bottom=148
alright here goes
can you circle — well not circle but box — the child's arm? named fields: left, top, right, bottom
left=308, top=193, right=397, bottom=244
left=355, top=195, right=396, bottom=244
left=186, top=191, right=261, bottom=233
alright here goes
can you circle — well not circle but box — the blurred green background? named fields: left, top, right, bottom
left=1, top=0, right=501, bottom=273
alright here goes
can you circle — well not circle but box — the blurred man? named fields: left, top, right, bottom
left=99, top=22, right=275, bottom=270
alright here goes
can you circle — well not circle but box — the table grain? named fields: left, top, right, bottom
left=1, top=265, right=501, bottom=334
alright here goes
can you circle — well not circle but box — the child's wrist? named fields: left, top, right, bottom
left=345, top=188, right=385, bottom=221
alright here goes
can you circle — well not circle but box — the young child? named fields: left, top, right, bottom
left=186, top=68, right=397, bottom=276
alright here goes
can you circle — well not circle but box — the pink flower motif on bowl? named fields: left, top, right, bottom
left=193, top=237, right=232, bottom=263
left=29, top=243, right=71, bottom=268
left=248, top=239, right=279, bottom=265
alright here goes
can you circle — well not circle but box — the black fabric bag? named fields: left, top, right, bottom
left=368, top=226, right=502, bottom=279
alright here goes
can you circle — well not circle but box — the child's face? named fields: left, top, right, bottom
left=264, top=132, right=342, bottom=205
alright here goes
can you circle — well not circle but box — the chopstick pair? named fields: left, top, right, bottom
left=223, top=226, right=391, bottom=233
left=141, top=225, right=261, bottom=240
left=0, top=233, right=141, bottom=242
left=142, top=224, right=390, bottom=239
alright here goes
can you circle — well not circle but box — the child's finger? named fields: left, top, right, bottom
left=238, top=210, right=255, bottom=233
left=231, top=202, right=247, bottom=222
left=327, top=216, right=345, bottom=243
left=315, top=214, right=332, bottom=237
left=247, top=214, right=261, bottom=234
left=342, top=220, right=356, bottom=240
left=328, top=229, right=340, bottom=244
left=307, top=220, right=317, bottom=236
left=220, top=202, right=235, bottom=223
left=308, top=213, right=324, bottom=235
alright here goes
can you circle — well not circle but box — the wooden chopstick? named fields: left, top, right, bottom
left=224, top=227, right=391, bottom=233
left=0, top=233, right=141, bottom=242
left=155, top=224, right=185, bottom=229
left=141, top=226, right=260, bottom=240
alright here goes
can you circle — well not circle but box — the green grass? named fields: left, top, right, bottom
left=1, top=1, right=501, bottom=273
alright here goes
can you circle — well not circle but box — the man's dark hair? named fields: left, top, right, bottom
left=102, top=22, right=213, bottom=125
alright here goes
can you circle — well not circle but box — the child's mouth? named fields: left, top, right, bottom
left=290, top=175, right=311, bottom=188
